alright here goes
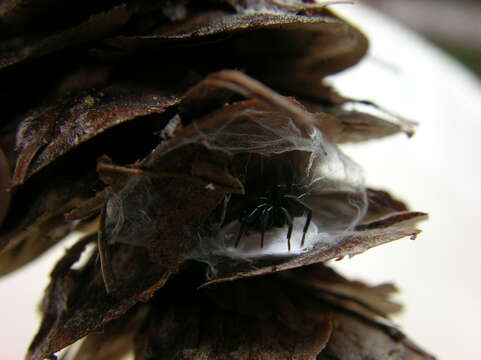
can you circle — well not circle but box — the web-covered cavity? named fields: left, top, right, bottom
left=102, top=106, right=367, bottom=271
left=187, top=109, right=367, bottom=263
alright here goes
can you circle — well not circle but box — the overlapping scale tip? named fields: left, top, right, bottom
left=0, top=1, right=433, bottom=359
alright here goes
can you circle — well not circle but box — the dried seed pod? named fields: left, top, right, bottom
left=0, top=1, right=435, bottom=359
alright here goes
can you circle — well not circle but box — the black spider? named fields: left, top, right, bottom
left=229, top=185, right=312, bottom=251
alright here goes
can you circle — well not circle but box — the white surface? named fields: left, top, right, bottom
left=1, top=3, right=481, bottom=359
left=328, top=4, right=481, bottom=359
left=0, top=234, right=79, bottom=359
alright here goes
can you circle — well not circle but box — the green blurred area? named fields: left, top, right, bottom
left=436, top=41, right=481, bottom=78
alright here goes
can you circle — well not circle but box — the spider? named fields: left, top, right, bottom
left=230, top=185, right=312, bottom=251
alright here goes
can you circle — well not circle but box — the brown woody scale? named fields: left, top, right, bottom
left=0, top=1, right=434, bottom=359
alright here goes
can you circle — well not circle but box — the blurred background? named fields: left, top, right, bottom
left=330, top=1, right=481, bottom=359
left=1, top=1, right=480, bottom=359
left=364, top=0, right=481, bottom=77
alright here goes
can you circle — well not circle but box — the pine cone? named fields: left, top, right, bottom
left=0, top=1, right=434, bottom=359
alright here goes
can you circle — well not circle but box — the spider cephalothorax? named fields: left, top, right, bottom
left=227, top=185, right=312, bottom=251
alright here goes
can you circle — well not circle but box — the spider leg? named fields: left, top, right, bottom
left=278, top=207, right=293, bottom=251
left=244, top=203, right=269, bottom=223
left=301, top=208, right=312, bottom=247
left=234, top=221, right=247, bottom=248
left=283, top=195, right=310, bottom=212
left=283, top=195, right=313, bottom=247
left=235, top=204, right=268, bottom=248
left=259, top=206, right=273, bottom=248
